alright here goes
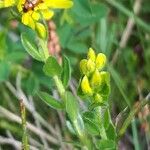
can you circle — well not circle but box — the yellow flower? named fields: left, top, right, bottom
left=80, top=59, right=88, bottom=75
left=80, top=58, right=95, bottom=76
left=90, top=69, right=102, bottom=88
left=81, top=75, right=93, bottom=96
left=87, top=59, right=95, bottom=74
left=17, top=0, right=73, bottom=30
left=87, top=48, right=96, bottom=62
left=95, top=53, right=106, bottom=70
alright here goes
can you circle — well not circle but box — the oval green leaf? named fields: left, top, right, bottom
left=21, top=33, right=42, bottom=61
left=38, top=91, right=64, bottom=109
left=65, top=91, right=78, bottom=121
left=43, top=56, right=62, bottom=77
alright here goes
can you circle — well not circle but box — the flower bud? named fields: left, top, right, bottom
left=35, top=23, right=46, bottom=39
left=87, top=48, right=96, bottom=62
left=90, top=69, right=102, bottom=88
left=100, top=71, right=110, bottom=84
left=94, top=93, right=103, bottom=103
left=80, top=59, right=88, bottom=75
left=81, top=75, right=93, bottom=96
left=96, top=53, right=106, bottom=70
left=87, top=59, right=95, bottom=74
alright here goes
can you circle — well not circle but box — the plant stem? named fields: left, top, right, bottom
left=53, top=75, right=92, bottom=149
left=20, top=100, right=29, bottom=150
left=38, top=38, right=49, bottom=61
left=132, top=119, right=140, bottom=150
left=73, top=119, right=92, bottom=150
left=96, top=107, right=107, bottom=139
left=53, top=75, right=65, bottom=99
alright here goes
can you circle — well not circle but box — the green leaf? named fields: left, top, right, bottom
left=61, top=56, right=71, bottom=88
left=66, top=121, right=76, bottom=135
left=67, top=40, right=88, bottom=54
left=103, top=109, right=111, bottom=129
left=26, top=74, right=39, bottom=96
left=106, top=123, right=116, bottom=141
left=65, top=91, right=78, bottom=121
left=0, top=61, right=10, bottom=83
left=97, top=139, right=116, bottom=150
left=38, top=91, right=64, bottom=109
left=43, top=56, right=62, bottom=77
left=72, top=1, right=108, bottom=25
left=21, top=33, right=42, bottom=61
left=115, top=107, right=129, bottom=133
left=5, top=51, right=26, bottom=63
left=83, top=117, right=100, bottom=135
left=96, top=72, right=111, bottom=102
left=83, top=111, right=100, bottom=136
left=58, top=24, right=72, bottom=48
left=89, top=102, right=107, bottom=111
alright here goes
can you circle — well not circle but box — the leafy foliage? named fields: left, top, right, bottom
left=0, top=0, right=150, bottom=149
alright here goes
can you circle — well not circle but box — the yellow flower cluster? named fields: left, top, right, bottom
left=79, top=48, right=110, bottom=103
left=0, top=0, right=73, bottom=38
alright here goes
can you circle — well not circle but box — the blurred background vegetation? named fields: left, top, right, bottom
left=0, top=0, right=150, bottom=149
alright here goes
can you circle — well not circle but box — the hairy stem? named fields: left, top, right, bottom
left=20, top=100, right=29, bottom=150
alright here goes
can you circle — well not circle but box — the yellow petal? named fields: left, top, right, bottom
left=90, top=69, right=102, bottom=88
left=22, top=13, right=30, bottom=25
left=22, top=12, right=35, bottom=29
left=96, top=53, right=106, bottom=70
left=35, top=3, right=47, bottom=10
left=45, top=0, right=73, bottom=9
left=28, top=16, right=35, bottom=29
left=17, top=0, right=25, bottom=12
left=5, top=0, right=15, bottom=7
left=41, top=10, right=54, bottom=20
left=87, top=59, right=95, bottom=73
left=32, top=12, right=40, bottom=21
left=87, top=48, right=96, bottom=62
left=80, top=59, right=87, bottom=75
left=81, top=75, right=93, bottom=96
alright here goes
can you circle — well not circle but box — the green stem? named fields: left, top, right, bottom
left=53, top=75, right=92, bottom=149
left=131, top=119, right=140, bottom=150
left=96, top=107, right=107, bottom=139
left=38, top=38, right=49, bottom=61
left=20, top=100, right=29, bottom=150
left=53, top=75, right=65, bottom=99
left=73, top=119, right=92, bottom=150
